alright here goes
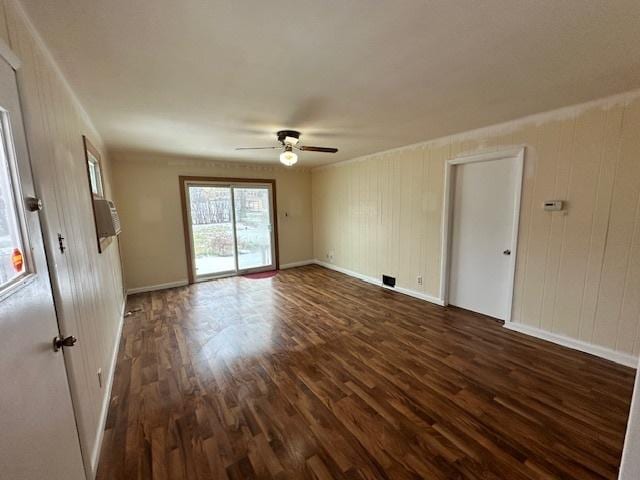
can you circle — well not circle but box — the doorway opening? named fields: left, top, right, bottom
left=440, top=147, right=524, bottom=322
left=180, top=177, right=279, bottom=283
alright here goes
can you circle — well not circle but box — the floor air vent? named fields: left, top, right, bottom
left=382, top=275, right=396, bottom=287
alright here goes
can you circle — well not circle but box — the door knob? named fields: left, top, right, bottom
left=25, top=196, right=43, bottom=211
left=53, top=335, right=78, bottom=352
left=503, top=249, right=511, bottom=255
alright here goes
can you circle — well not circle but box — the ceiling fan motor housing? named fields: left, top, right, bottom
left=277, top=130, right=301, bottom=145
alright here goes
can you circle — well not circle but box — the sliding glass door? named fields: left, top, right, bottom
left=184, top=180, right=276, bottom=281
left=234, top=187, right=273, bottom=270
left=188, top=185, right=236, bottom=277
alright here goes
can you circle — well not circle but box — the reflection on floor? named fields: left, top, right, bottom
left=97, top=265, right=635, bottom=479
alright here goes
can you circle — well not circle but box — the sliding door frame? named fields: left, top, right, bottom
left=179, top=176, right=279, bottom=284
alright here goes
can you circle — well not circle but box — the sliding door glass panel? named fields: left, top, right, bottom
left=189, top=185, right=236, bottom=277
left=233, top=187, right=274, bottom=271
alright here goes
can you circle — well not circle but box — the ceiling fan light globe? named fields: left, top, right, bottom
left=280, top=150, right=298, bottom=166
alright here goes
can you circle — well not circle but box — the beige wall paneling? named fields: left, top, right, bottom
left=3, top=0, right=124, bottom=476
left=551, top=108, right=608, bottom=339
left=312, top=92, right=640, bottom=363
left=517, top=120, right=563, bottom=331
left=426, top=144, right=446, bottom=295
left=398, top=148, right=417, bottom=291
left=111, top=152, right=313, bottom=292
left=0, top=1, right=8, bottom=43
left=594, top=98, right=640, bottom=354
left=537, top=119, right=575, bottom=334
left=576, top=106, right=625, bottom=343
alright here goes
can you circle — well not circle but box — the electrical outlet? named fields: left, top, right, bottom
left=327, top=250, right=335, bottom=262
left=417, top=275, right=423, bottom=286
left=97, top=368, right=103, bottom=388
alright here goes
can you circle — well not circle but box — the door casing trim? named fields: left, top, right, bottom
left=440, top=146, right=525, bottom=323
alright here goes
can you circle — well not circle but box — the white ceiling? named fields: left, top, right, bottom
left=20, top=0, right=640, bottom=166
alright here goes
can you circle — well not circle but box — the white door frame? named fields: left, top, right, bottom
left=439, top=146, right=525, bottom=323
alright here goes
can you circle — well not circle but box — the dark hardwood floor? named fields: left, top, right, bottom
left=97, top=265, right=635, bottom=479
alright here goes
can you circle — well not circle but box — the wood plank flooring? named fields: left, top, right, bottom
left=96, top=265, right=636, bottom=479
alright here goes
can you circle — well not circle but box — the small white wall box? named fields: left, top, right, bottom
left=93, top=199, right=121, bottom=237
left=543, top=200, right=564, bottom=211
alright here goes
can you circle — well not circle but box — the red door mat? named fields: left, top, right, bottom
left=243, top=270, right=278, bottom=279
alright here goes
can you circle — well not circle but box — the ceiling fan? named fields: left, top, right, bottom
left=235, top=130, right=338, bottom=166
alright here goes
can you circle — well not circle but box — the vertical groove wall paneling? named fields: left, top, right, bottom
left=312, top=93, right=640, bottom=359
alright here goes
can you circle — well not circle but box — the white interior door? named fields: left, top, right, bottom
left=448, top=155, right=521, bottom=321
left=0, top=58, right=85, bottom=480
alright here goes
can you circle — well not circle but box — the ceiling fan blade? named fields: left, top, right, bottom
left=235, top=146, right=280, bottom=150
left=299, top=146, right=338, bottom=153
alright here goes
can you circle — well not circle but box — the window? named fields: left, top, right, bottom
left=87, top=150, right=103, bottom=197
left=0, top=111, right=29, bottom=292
left=83, top=135, right=109, bottom=253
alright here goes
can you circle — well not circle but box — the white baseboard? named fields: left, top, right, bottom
left=504, top=321, right=638, bottom=368
left=279, top=259, right=315, bottom=269
left=127, top=279, right=188, bottom=295
left=90, top=299, right=126, bottom=477
left=314, top=260, right=444, bottom=306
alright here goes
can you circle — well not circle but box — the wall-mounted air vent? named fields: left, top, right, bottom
left=382, top=275, right=396, bottom=287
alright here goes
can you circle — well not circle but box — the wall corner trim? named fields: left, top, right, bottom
left=313, top=260, right=445, bottom=306
left=504, top=322, right=638, bottom=368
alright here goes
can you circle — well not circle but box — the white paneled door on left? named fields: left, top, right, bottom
left=0, top=57, right=85, bottom=479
